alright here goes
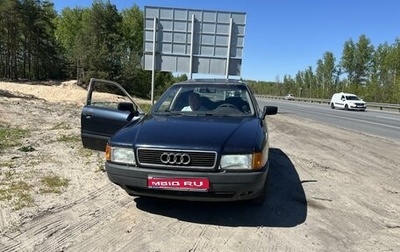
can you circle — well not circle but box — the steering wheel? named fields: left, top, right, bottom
left=217, top=103, right=238, bottom=109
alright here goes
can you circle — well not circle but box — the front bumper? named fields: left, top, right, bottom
left=349, top=104, right=367, bottom=110
left=105, top=161, right=269, bottom=202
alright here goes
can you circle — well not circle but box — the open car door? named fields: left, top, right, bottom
left=81, top=78, right=145, bottom=151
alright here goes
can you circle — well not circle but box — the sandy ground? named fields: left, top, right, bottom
left=0, top=81, right=399, bottom=252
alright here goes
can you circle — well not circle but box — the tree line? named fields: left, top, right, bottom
left=1, top=0, right=399, bottom=102
left=0, top=0, right=186, bottom=98
left=248, top=35, right=400, bottom=103
left=0, top=0, right=62, bottom=81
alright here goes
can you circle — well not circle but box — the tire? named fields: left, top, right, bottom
left=345, top=104, right=349, bottom=110
left=330, top=103, right=335, bottom=109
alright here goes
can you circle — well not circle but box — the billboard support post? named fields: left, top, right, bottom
left=151, top=17, right=157, bottom=106
left=189, top=14, right=195, bottom=79
left=225, top=17, right=233, bottom=80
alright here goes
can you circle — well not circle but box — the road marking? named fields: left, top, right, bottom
left=323, top=113, right=400, bottom=130
left=257, top=98, right=400, bottom=130
left=375, top=115, right=400, bottom=122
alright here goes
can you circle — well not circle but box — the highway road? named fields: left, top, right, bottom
left=257, top=98, right=400, bottom=142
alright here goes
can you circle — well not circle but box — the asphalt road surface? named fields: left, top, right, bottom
left=258, top=98, right=400, bottom=142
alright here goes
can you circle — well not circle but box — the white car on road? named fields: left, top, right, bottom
left=330, top=92, right=367, bottom=111
left=284, top=94, right=294, bottom=100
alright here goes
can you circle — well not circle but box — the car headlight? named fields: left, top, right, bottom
left=106, top=144, right=136, bottom=165
left=220, top=154, right=252, bottom=170
left=220, top=152, right=267, bottom=171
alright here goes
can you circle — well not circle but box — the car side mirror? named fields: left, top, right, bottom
left=118, top=102, right=139, bottom=121
left=126, top=110, right=139, bottom=121
left=261, top=106, right=278, bottom=120
left=117, top=102, right=134, bottom=112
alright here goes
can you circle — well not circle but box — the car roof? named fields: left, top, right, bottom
left=175, top=78, right=246, bottom=86
left=334, top=92, right=358, bottom=96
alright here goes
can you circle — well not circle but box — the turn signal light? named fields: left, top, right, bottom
left=252, top=152, right=266, bottom=170
left=105, top=144, right=111, bottom=161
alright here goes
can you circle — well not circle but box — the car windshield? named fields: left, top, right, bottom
left=152, top=84, right=255, bottom=116
left=346, top=95, right=361, bottom=101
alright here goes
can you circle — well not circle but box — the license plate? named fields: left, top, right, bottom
left=147, top=177, right=209, bottom=191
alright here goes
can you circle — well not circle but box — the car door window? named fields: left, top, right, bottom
left=90, top=82, right=130, bottom=110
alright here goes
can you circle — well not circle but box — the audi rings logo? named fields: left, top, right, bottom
left=160, top=152, right=191, bottom=165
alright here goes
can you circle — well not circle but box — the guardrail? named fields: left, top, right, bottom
left=255, top=95, right=400, bottom=112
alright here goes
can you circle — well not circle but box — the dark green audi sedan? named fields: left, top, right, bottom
left=81, top=78, right=277, bottom=204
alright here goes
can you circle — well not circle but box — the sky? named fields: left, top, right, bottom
left=51, top=0, right=400, bottom=82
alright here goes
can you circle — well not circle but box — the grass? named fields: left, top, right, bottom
left=57, top=134, right=80, bottom=143
left=0, top=173, right=69, bottom=210
left=0, top=125, right=29, bottom=151
left=51, top=122, right=72, bottom=130
left=13, top=192, right=35, bottom=210
left=0, top=161, right=14, bottom=168
left=0, top=168, right=69, bottom=209
left=0, top=180, right=35, bottom=210
left=79, top=145, right=94, bottom=158
left=40, top=174, right=69, bottom=194
left=0, top=189, right=12, bottom=201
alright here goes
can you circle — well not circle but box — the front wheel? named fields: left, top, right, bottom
left=345, top=104, right=349, bottom=110
left=330, top=103, right=335, bottom=109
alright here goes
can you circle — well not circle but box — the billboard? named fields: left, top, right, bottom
left=143, top=6, right=246, bottom=77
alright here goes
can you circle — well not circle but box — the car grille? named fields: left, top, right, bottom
left=355, top=103, right=365, bottom=106
left=137, top=148, right=217, bottom=170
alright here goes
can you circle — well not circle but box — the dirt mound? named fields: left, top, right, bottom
left=0, top=81, right=88, bottom=105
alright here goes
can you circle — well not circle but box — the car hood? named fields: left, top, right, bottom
left=111, top=114, right=263, bottom=153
